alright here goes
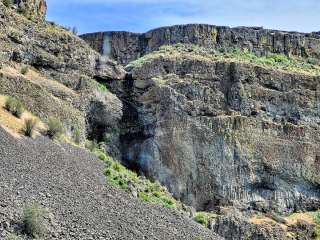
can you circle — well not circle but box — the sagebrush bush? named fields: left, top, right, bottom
left=23, top=118, right=38, bottom=138
left=23, top=203, right=47, bottom=238
left=5, top=97, right=24, bottom=118
left=47, top=117, right=64, bottom=139
left=20, top=66, right=29, bottom=75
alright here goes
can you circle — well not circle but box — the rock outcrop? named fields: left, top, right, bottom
left=81, top=24, right=320, bottom=65
left=107, top=46, right=320, bottom=214
left=212, top=211, right=286, bottom=240
left=0, top=1, right=125, bottom=146
left=2, top=0, right=47, bottom=20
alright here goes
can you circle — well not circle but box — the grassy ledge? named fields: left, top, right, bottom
left=127, top=44, right=320, bottom=76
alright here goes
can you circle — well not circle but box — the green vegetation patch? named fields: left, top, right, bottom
left=82, top=142, right=217, bottom=228
left=128, top=44, right=320, bottom=76
left=92, top=147, right=180, bottom=210
left=194, top=212, right=217, bottom=228
left=23, top=118, right=38, bottom=138
left=47, top=117, right=64, bottom=139
left=23, top=203, right=48, bottom=239
left=95, top=81, right=109, bottom=92
left=5, top=96, right=24, bottom=118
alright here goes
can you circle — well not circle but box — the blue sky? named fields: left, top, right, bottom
left=46, top=0, right=320, bottom=34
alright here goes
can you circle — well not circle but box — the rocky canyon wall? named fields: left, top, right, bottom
left=83, top=24, right=320, bottom=214
left=81, top=24, right=320, bottom=65
left=108, top=55, right=320, bottom=213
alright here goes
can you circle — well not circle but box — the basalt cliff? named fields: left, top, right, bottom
left=81, top=26, right=320, bottom=214
left=0, top=0, right=320, bottom=239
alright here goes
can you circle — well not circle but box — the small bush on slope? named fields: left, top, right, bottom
left=73, top=128, right=81, bottom=145
left=23, top=203, right=48, bottom=239
left=95, top=81, right=109, bottom=92
left=4, top=97, right=24, bottom=118
left=23, top=118, right=38, bottom=138
left=20, top=66, right=29, bottom=75
left=194, top=212, right=217, bottom=228
left=85, top=140, right=99, bottom=152
left=47, top=117, right=64, bottom=139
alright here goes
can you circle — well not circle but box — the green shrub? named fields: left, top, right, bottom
left=194, top=212, right=210, bottom=227
left=20, top=66, right=29, bottom=75
left=95, top=81, right=108, bottom=92
left=3, top=0, right=13, bottom=7
left=23, top=118, right=38, bottom=138
left=73, top=128, right=81, bottom=144
left=23, top=203, right=47, bottom=238
left=85, top=140, right=98, bottom=152
left=5, top=97, right=24, bottom=118
left=47, top=117, right=64, bottom=139
left=5, top=233, right=21, bottom=240
left=194, top=212, right=217, bottom=228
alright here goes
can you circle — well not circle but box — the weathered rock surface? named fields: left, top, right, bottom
left=81, top=24, right=320, bottom=65
left=108, top=53, right=320, bottom=214
left=0, top=1, right=125, bottom=144
left=14, top=0, right=47, bottom=20
left=0, top=127, right=221, bottom=240
left=212, top=210, right=286, bottom=240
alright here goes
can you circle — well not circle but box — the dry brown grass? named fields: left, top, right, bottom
left=0, top=95, right=46, bottom=137
left=285, top=212, right=315, bottom=226
left=250, top=212, right=316, bottom=236
left=249, top=215, right=277, bottom=225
